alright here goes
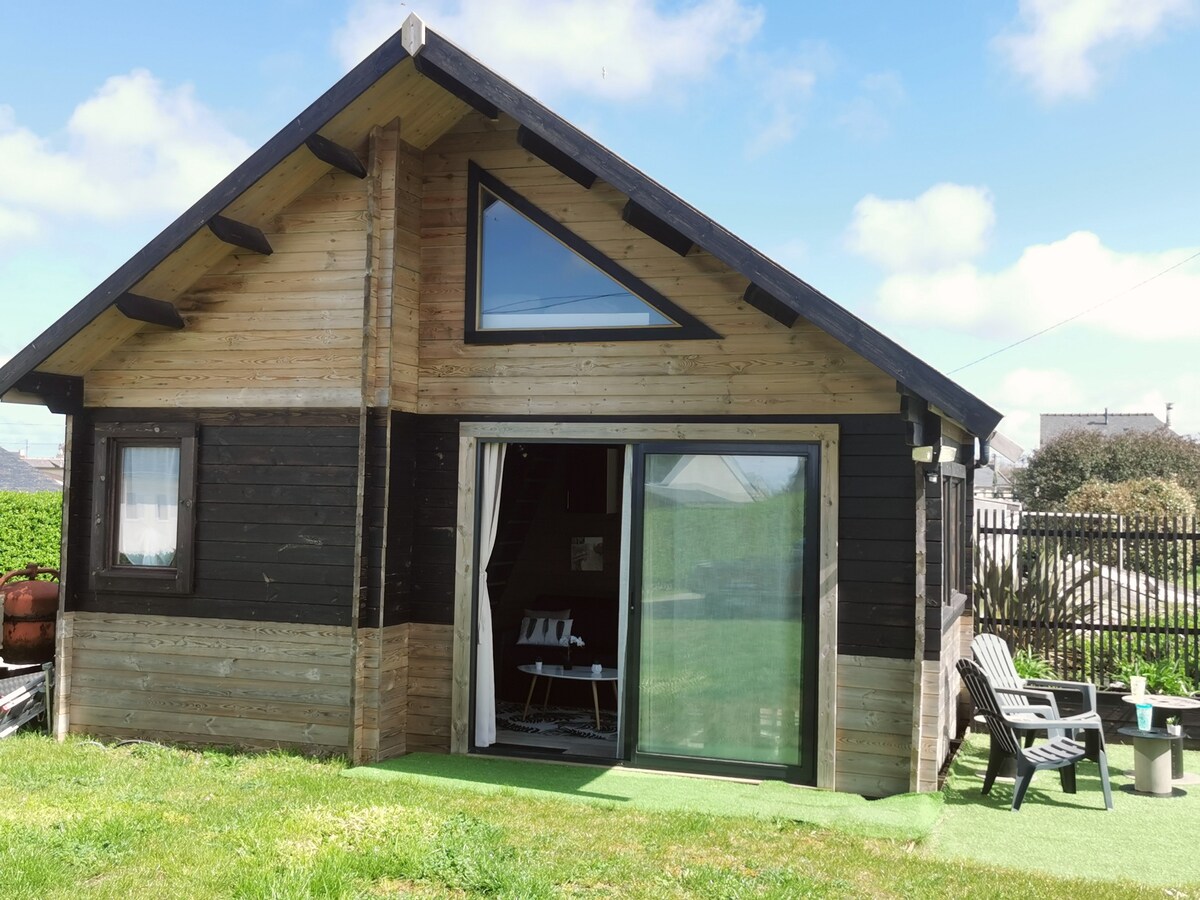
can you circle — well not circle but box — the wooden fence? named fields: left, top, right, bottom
left=974, top=510, right=1199, bottom=686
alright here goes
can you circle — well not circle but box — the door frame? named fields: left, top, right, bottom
left=449, top=421, right=839, bottom=790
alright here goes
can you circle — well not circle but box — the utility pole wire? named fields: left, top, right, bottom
left=947, top=248, right=1200, bottom=375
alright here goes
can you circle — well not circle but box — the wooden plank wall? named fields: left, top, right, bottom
left=407, top=622, right=453, bottom=752
left=417, top=114, right=900, bottom=419
left=82, top=170, right=370, bottom=409
left=390, top=133, right=423, bottom=412
left=64, top=611, right=352, bottom=753
left=914, top=603, right=967, bottom=791
left=66, top=410, right=360, bottom=625
left=359, top=623, right=408, bottom=761
left=835, top=654, right=914, bottom=797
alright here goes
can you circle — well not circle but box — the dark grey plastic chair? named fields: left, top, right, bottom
left=957, top=658, right=1113, bottom=811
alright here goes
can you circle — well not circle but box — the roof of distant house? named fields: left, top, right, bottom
left=1040, top=412, right=1171, bottom=445
left=0, top=447, right=62, bottom=492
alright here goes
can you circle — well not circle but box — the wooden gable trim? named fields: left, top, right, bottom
left=304, top=133, right=367, bottom=178
left=516, top=125, right=596, bottom=189
left=743, top=283, right=800, bottom=329
left=13, top=372, right=83, bottom=414
left=114, top=293, right=185, bottom=330
left=415, top=28, right=1001, bottom=438
left=621, top=200, right=693, bottom=257
left=0, top=28, right=414, bottom=399
left=207, top=215, right=273, bottom=255
left=413, top=55, right=499, bottom=120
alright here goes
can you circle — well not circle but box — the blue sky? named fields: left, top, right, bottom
left=1, top=0, right=1197, bottom=457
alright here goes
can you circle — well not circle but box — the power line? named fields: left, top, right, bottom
left=947, top=247, right=1200, bottom=375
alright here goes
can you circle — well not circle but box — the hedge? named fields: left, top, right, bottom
left=0, top=491, right=62, bottom=578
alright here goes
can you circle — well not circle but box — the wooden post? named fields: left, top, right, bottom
left=910, top=465, right=928, bottom=792
left=52, top=415, right=74, bottom=740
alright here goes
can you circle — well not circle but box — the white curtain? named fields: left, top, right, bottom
left=474, top=443, right=507, bottom=747
left=118, top=446, right=180, bottom=567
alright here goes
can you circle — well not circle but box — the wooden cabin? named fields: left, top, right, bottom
left=0, top=15, right=1001, bottom=797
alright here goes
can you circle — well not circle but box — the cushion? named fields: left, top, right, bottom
left=524, top=608, right=571, bottom=620
left=516, top=616, right=573, bottom=647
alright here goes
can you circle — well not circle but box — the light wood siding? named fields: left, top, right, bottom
left=359, top=624, right=409, bottom=761
left=84, top=170, right=371, bottom=409
left=390, top=133, right=423, bottom=412
left=835, top=654, right=914, bottom=797
left=914, top=605, right=966, bottom=792
left=64, top=612, right=352, bottom=753
left=407, top=622, right=453, bottom=752
left=417, top=115, right=899, bottom=418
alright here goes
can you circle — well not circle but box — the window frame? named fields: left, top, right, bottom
left=942, top=464, right=967, bottom=605
left=90, top=422, right=198, bottom=595
left=464, top=162, right=719, bottom=344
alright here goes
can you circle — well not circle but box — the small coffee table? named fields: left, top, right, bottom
left=1118, top=726, right=1183, bottom=795
left=1120, top=694, right=1199, bottom=781
left=518, top=663, right=619, bottom=729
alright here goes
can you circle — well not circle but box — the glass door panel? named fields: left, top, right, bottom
left=635, top=449, right=815, bottom=775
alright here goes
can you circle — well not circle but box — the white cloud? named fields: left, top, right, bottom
left=836, top=71, right=905, bottom=141
left=994, top=0, right=1193, bottom=102
left=986, top=367, right=1200, bottom=449
left=872, top=230, right=1200, bottom=340
left=743, top=64, right=816, bottom=158
left=846, top=183, right=995, bottom=272
left=0, top=70, right=250, bottom=240
left=334, top=0, right=765, bottom=101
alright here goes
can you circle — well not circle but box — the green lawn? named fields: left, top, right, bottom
left=1, top=733, right=1191, bottom=898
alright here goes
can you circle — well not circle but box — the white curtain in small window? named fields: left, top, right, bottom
left=474, top=442, right=506, bottom=747
left=118, top=446, right=180, bottom=567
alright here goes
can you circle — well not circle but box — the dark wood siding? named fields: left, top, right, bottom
left=67, top=409, right=360, bottom=625
left=387, top=414, right=918, bottom=659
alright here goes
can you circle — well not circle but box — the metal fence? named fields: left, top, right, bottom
left=974, top=510, right=1200, bottom=686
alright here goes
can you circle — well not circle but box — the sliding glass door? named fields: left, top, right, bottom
left=630, top=444, right=819, bottom=782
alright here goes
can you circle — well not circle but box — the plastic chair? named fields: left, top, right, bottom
left=958, top=658, right=1112, bottom=811
left=971, top=633, right=1097, bottom=741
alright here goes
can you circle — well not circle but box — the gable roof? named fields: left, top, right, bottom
left=0, top=448, right=61, bottom=492
left=0, top=14, right=1002, bottom=438
left=1040, top=412, right=1170, bottom=445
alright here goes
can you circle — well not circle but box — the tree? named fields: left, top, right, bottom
left=1013, top=430, right=1200, bottom=511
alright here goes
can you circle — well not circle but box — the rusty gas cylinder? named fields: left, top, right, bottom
left=0, top=564, right=59, bottom=664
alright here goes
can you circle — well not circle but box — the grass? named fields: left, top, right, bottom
left=0, top=732, right=1194, bottom=899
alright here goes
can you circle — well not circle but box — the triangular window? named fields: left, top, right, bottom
left=466, top=164, right=717, bottom=343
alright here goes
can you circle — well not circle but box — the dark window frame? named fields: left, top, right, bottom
left=464, top=162, right=720, bottom=344
left=89, top=422, right=198, bottom=595
left=942, top=464, right=967, bottom=605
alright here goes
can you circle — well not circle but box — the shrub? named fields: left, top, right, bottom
left=0, top=491, right=62, bottom=576
left=1012, top=649, right=1054, bottom=680
left=1063, top=477, right=1196, bottom=517
left=1015, top=429, right=1200, bottom=511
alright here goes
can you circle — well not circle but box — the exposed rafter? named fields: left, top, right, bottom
left=742, top=284, right=799, bottom=329
left=412, top=55, right=499, bottom=120
left=900, top=388, right=931, bottom=448
left=516, top=126, right=595, bottom=189
left=115, top=293, right=185, bottom=330
left=622, top=201, right=693, bottom=257
left=14, top=372, right=83, bottom=415
left=208, top=215, right=273, bottom=255
left=304, top=133, right=367, bottom=179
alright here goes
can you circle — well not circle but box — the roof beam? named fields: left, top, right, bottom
left=742, top=284, right=800, bottom=328
left=516, top=126, right=595, bottom=189
left=13, top=371, right=83, bottom=415
left=115, top=293, right=185, bottom=330
left=208, top=215, right=273, bottom=255
left=622, top=200, right=693, bottom=256
left=304, top=133, right=367, bottom=179
left=413, top=55, right=499, bottom=120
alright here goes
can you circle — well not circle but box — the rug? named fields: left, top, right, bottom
left=497, top=700, right=617, bottom=741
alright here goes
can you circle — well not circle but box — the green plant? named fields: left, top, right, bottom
left=1112, top=654, right=1197, bottom=696
left=0, top=491, right=62, bottom=575
left=1012, top=648, right=1054, bottom=680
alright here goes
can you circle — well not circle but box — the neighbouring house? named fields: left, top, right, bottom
left=1040, top=411, right=1173, bottom=445
left=0, top=16, right=1001, bottom=796
left=0, top=447, right=62, bottom=493
left=973, top=430, right=1022, bottom=507
left=18, top=449, right=65, bottom=487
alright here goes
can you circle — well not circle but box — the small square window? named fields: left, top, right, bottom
left=90, top=423, right=197, bottom=594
